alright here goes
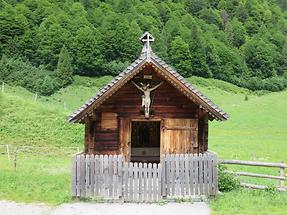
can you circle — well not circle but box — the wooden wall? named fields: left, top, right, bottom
left=83, top=66, right=209, bottom=158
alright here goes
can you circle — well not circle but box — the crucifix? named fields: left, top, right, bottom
left=132, top=81, right=163, bottom=118
left=140, top=32, right=154, bottom=62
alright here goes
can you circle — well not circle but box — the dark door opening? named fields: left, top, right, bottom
left=131, top=121, right=160, bottom=163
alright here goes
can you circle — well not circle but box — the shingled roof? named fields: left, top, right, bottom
left=69, top=32, right=229, bottom=123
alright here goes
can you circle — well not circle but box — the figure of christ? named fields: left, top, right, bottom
left=132, top=81, right=163, bottom=118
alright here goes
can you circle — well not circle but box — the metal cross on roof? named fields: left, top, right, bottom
left=140, top=32, right=155, bottom=62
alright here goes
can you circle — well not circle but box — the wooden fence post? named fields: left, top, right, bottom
left=34, top=93, right=38, bottom=102
left=280, top=162, right=286, bottom=191
left=14, top=147, right=17, bottom=171
left=1, top=82, right=4, bottom=93
left=6, top=144, right=10, bottom=160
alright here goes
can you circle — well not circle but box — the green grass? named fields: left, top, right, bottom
left=0, top=155, right=72, bottom=205
left=0, top=75, right=287, bottom=212
left=211, top=189, right=287, bottom=215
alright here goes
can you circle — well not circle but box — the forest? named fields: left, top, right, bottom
left=1, top=0, right=287, bottom=95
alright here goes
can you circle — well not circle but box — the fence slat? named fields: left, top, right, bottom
left=203, top=154, right=208, bottom=195
left=175, top=155, right=180, bottom=196
left=198, top=154, right=203, bottom=195
left=80, top=155, right=86, bottom=197
left=162, top=156, right=166, bottom=197
left=194, top=154, right=199, bottom=195
left=94, top=155, right=99, bottom=196
left=128, top=162, right=133, bottom=202
left=213, top=154, right=218, bottom=195
left=99, top=155, right=104, bottom=196
left=189, top=154, right=194, bottom=195
left=123, top=162, right=128, bottom=200
left=143, top=163, right=148, bottom=202
left=90, top=155, right=95, bottom=197
left=117, top=155, right=122, bottom=198
left=71, top=155, right=77, bottom=197
left=148, top=163, right=152, bottom=202
left=152, top=163, right=157, bottom=201
left=138, top=163, right=143, bottom=202
left=85, top=155, right=90, bottom=197
left=134, top=162, right=139, bottom=202
left=158, top=163, right=162, bottom=201
left=184, top=154, right=189, bottom=195
left=166, top=155, right=171, bottom=196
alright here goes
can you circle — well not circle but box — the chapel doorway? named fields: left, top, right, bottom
left=131, top=121, right=160, bottom=163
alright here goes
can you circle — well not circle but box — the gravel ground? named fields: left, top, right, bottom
left=0, top=200, right=210, bottom=215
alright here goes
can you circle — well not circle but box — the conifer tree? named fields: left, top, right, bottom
left=56, top=46, right=73, bottom=86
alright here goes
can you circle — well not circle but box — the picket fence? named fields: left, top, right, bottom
left=72, top=152, right=218, bottom=202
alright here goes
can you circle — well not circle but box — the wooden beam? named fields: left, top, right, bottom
left=227, top=171, right=286, bottom=180
left=241, top=182, right=286, bottom=192
left=220, top=160, right=287, bottom=168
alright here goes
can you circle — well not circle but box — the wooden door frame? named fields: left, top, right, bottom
left=128, top=117, right=163, bottom=163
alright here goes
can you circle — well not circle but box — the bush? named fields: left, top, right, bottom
left=0, top=56, right=66, bottom=96
left=218, top=164, right=240, bottom=192
left=243, top=76, right=287, bottom=92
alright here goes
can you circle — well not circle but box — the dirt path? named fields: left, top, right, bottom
left=0, top=200, right=210, bottom=215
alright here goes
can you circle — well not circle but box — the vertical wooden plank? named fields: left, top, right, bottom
left=123, top=162, right=129, bottom=201
left=158, top=163, right=162, bottom=201
left=148, top=163, right=153, bottom=202
left=85, top=154, right=90, bottom=197
left=204, top=154, right=208, bottom=195
left=180, top=154, right=185, bottom=196
left=134, top=162, right=139, bottom=202
left=166, top=154, right=171, bottom=196
left=94, top=155, right=99, bottom=196
left=72, top=155, right=77, bottom=197
left=152, top=163, right=157, bottom=201
left=112, top=155, right=118, bottom=198
left=280, top=163, right=286, bottom=191
left=171, top=154, right=175, bottom=196
left=213, top=154, right=218, bottom=195
left=108, top=155, right=113, bottom=197
left=80, top=154, right=86, bottom=197
left=138, top=163, right=143, bottom=202
left=103, top=155, right=109, bottom=197
left=129, top=162, right=133, bottom=202
left=184, top=154, right=189, bottom=196
left=208, top=154, right=213, bottom=195
left=189, top=154, right=194, bottom=195
left=117, top=155, right=123, bottom=199
left=175, top=154, right=180, bottom=196
left=99, top=155, right=104, bottom=196
left=143, top=163, right=148, bottom=202
left=162, top=155, right=166, bottom=197
left=194, top=154, right=199, bottom=195
left=90, top=155, right=95, bottom=197
left=198, top=153, right=203, bottom=195
left=76, top=155, right=80, bottom=197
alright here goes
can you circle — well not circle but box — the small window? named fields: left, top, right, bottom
left=101, top=112, right=117, bottom=129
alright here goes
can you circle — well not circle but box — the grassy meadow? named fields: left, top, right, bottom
left=0, top=76, right=286, bottom=213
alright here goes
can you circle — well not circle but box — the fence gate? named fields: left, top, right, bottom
left=122, top=162, right=161, bottom=202
left=72, top=152, right=217, bottom=202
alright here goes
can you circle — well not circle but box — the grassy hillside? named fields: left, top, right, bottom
left=0, top=76, right=286, bottom=213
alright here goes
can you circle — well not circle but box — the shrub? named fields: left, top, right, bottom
left=0, top=56, right=66, bottom=96
left=218, top=164, right=240, bottom=192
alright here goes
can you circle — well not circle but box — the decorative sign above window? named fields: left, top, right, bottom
left=143, top=75, right=152, bottom=79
